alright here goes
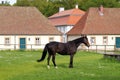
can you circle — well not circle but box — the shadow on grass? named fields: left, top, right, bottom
left=34, top=62, right=69, bottom=69
left=58, top=63, right=68, bottom=68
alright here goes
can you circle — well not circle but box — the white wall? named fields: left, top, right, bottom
left=68, top=35, right=120, bottom=50
left=57, top=25, right=73, bottom=34
left=87, top=35, right=116, bottom=45
left=57, top=25, right=73, bottom=42
left=0, top=35, right=61, bottom=50
left=87, top=35, right=115, bottom=50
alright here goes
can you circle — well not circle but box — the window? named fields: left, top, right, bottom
left=35, top=38, right=41, bottom=45
left=103, top=37, right=108, bottom=45
left=5, top=38, right=10, bottom=45
left=49, top=37, right=54, bottom=42
left=90, top=37, right=96, bottom=45
left=57, top=26, right=66, bottom=33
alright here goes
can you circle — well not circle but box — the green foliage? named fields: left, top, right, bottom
left=0, top=51, right=120, bottom=80
left=0, top=0, right=120, bottom=16
left=13, top=0, right=120, bottom=16
left=14, top=0, right=32, bottom=6
left=79, top=0, right=120, bottom=11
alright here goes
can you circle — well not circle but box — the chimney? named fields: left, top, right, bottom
left=59, top=7, right=64, bottom=12
left=99, top=5, right=104, bottom=16
left=75, top=4, right=78, bottom=9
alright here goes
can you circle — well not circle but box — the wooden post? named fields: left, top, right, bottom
left=96, top=45, right=97, bottom=53
left=104, top=45, right=106, bottom=54
left=31, top=45, right=32, bottom=51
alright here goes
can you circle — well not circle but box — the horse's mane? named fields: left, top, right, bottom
left=68, top=37, right=83, bottom=43
left=51, top=37, right=84, bottom=44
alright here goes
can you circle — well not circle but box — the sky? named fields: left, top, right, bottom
left=0, top=0, right=17, bottom=5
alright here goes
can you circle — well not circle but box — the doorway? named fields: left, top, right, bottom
left=20, top=38, right=26, bottom=49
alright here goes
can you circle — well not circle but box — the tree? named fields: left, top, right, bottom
left=31, top=0, right=57, bottom=17
left=79, top=0, right=120, bottom=11
left=14, top=0, right=120, bottom=17
left=14, top=0, right=32, bottom=6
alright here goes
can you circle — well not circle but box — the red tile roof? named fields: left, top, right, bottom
left=48, top=8, right=85, bottom=26
left=67, top=8, right=120, bottom=35
left=0, top=6, right=61, bottom=35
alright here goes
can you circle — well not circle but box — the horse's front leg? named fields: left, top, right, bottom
left=52, top=55, right=58, bottom=69
left=69, top=54, right=74, bottom=68
left=47, top=54, right=51, bottom=69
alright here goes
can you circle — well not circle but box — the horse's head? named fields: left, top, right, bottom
left=82, top=36, right=90, bottom=47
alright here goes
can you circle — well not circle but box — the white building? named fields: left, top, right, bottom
left=0, top=6, right=62, bottom=50
left=67, top=6, right=120, bottom=50
left=48, top=5, right=85, bottom=42
left=0, top=0, right=16, bottom=5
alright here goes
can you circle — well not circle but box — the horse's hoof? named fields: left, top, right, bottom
left=55, top=66, right=58, bottom=69
left=47, top=65, right=50, bottom=69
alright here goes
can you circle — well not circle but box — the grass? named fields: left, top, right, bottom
left=0, top=50, right=120, bottom=80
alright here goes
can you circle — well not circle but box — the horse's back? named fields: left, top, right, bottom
left=47, top=42, right=67, bottom=53
left=47, top=41, right=60, bottom=50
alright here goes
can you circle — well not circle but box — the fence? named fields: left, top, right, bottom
left=0, top=44, right=45, bottom=50
left=0, top=44, right=119, bottom=54
left=79, top=45, right=119, bottom=54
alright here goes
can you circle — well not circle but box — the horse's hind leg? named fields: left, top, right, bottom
left=52, top=55, right=57, bottom=69
left=69, top=54, right=74, bottom=68
left=47, top=54, right=51, bottom=69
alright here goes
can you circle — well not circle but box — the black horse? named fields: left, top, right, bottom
left=37, top=36, right=90, bottom=68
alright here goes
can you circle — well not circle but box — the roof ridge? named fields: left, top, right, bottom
left=0, top=6, right=36, bottom=8
left=49, top=9, right=75, bottom=18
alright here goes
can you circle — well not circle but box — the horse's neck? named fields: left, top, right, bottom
left=75, top=41, right=82, bottom=48
left=73, top=38, right=83, bottom=48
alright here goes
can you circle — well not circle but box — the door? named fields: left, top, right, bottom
left=116, top=37, right=120, bottom=48
left=20, top=38, right=26, bottom=49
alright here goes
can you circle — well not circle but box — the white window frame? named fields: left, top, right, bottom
left=90, top=37, right=96, bottom=45
left=103, top=36, right=108, bottom=45
left=35, top=37, right=41, bottom=45
left=49, top=37, right=54, bottom=42
left=5, top=37, right=10, bottom=46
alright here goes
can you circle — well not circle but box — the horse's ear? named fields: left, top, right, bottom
left=81, top=34, right=84, bottom=37
left=81, top=34, right=87, bottom=37
left=84, top=35, right=87, bottom=37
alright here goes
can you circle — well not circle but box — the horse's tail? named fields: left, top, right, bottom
left=37, top=44, right=48, bottom=62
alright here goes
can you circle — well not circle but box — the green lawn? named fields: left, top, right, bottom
left=0, top=50, right=120, bottom=80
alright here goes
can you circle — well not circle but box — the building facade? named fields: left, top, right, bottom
left=49, top=5, right=85, bottom=42
left=68, top=6, right=120, bottom=50
left=0, top=35, right=61, bottom=50
left=0, top=6, right=62, bottom=50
